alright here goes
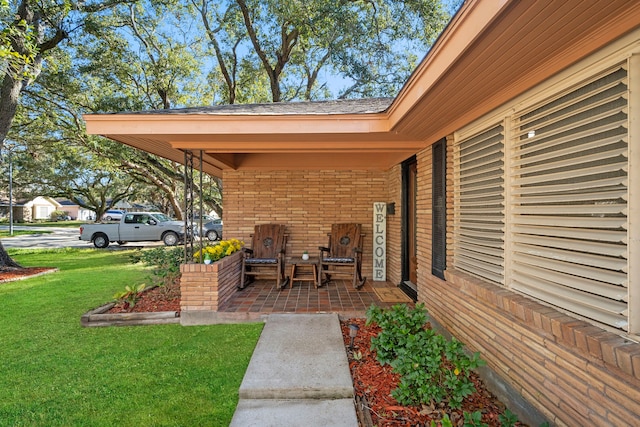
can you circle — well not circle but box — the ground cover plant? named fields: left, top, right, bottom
left=0, top=248, right=262, bottom=426
left=343, top=304, right=528, bottom=426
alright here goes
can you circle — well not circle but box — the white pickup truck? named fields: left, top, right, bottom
left=79, top=212, right=188, bottom=248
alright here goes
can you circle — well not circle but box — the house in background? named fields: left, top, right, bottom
left=56, top=199, right=95, bottom=221
left=0, top=197, right=95, bottom=222
left=85, top=1, right=640, bottom=425
left=22, top=196, right=62, bottom=221
left=0, top=198, right=26, bottom=222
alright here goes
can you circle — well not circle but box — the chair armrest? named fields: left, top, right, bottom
left=243, top=247, right=254, bottom=255
left=318, top=246, right=330, bottom=252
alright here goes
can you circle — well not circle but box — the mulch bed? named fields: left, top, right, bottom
left=0, top=267, right=58, bottom=283
left=340, top=317, right=523, bottom=427
left=107, top=281, right=181, bottom=313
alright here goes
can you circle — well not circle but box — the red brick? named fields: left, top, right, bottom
left=600, top=336, right=630, bottom=366
left=587, top=331, right=615, bottom=359
left=613, top=342, right=640, bottom=377
left=604, top=378, right=640, bottom=413
left=535, top=375, right=589, bottom=424
left=531, top=306, right=560, bottom=331
left=607, top=411, right=640, bottom=427
left=573, top=325, right=606, bottom=355
left=546, top=360, right=589, bottom=395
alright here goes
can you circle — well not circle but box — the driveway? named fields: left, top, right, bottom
left=0, top=226, right=163, bottom=250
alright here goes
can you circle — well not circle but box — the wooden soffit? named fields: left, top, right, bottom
left=84, top=0, right=640, bottom=178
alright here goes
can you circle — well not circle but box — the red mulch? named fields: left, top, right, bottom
left=341, top=318, right=523, bottom=427
left=0, top=267, right=57, bottom=282
left=107, top=281, right=181, bottom=313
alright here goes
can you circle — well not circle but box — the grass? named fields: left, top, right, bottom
left=0, top=248, right=263, bottom=427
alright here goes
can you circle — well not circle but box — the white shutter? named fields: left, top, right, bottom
left=454, top=124, right=505, bottom=285
left=510, top=65, right=629, bottom=331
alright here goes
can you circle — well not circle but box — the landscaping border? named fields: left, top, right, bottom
left=81, top=302, right=180, bottom=327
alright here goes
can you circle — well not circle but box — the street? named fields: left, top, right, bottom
left=0, top=226, right=163, bottom=249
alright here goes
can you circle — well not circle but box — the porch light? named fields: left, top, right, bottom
left=348, top=324, right=359, bottom=350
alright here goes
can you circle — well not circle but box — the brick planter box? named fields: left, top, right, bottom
left=179, top=250, right=246, bottom=325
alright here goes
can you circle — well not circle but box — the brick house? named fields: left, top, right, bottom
left=85, top=1, right=640, bottom=425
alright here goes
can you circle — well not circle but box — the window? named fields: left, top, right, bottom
left=453, top=125, right=505, bottom=285
left=510, top=65, right=628, bottom=331
left=432, top=139, right=447, bottom=279
left=454, top=63, right=630, bottom=332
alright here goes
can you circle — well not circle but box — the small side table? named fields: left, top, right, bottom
left=289, top=257, right=319, bottom=288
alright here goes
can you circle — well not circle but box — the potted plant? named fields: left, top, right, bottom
left=302, top=250, right=309, bottom=260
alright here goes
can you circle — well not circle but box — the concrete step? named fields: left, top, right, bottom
left=231, top=398, right=357, bottom=427
left=231, top=313, right=358, bottom=426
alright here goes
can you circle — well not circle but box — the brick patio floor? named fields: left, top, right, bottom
left=220, top=279, right=413, bottom=317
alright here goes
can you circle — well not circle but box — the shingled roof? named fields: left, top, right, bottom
left=122, top=97, right=395, bottom=116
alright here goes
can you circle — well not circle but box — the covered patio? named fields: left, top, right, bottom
left=220, top=279, right=411, bottom=318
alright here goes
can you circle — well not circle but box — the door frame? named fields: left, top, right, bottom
left=400, top=156, right=418, bottom=300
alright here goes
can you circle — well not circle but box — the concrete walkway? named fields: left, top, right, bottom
left=230, top=313, right=358, bottom=427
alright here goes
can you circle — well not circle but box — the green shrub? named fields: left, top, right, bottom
left=49, top=210, right=68, bottom=221
left=113, top=284, right=147, bottom=308
left=366, top=303, right=429, bottom=365
left=366, top=303, right=486, bottom=410
left=130, top=246, right=184, bottom=287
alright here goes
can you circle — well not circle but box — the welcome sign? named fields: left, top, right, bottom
left=373, top=202, right=386, bottom=281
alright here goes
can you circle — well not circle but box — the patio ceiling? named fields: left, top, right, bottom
left=84, top=0, right=640, bottom=178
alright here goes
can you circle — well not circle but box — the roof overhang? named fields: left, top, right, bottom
left=84, top=0, right=640, bottom=177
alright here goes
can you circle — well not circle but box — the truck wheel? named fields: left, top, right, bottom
left=93, top=233, right=110, bottom=248
left=163, top=232, right=179, bottom=246
left=206, top=230, right=219, bottom=241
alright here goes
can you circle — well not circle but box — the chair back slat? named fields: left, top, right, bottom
left=328, top=223, right=362, bottom=258
left=251, top=224, right=287, bottom=259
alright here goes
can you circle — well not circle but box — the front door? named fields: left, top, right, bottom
left=407, top=160, right=418, bottom=284
left=402, top=157, right=418, bottom=297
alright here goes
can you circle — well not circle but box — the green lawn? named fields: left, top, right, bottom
left=0, top=248, right=263, bottom=427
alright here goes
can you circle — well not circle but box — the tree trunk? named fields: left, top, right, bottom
left=0, top=73, right=22, bottom=146
left=0, top=240, right=22, bottom=268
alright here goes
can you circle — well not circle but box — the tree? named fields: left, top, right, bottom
left=195, top=0, right=452, bottom=103
left=0, top=0, right=137, bottom=268
left=11, top=5, right=223, bottom=219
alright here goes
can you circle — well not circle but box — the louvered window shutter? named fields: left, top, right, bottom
left=453, top=125, right=506, bottom=284
left=510, top=64, right=628, bottom=331
left=432, top=139, right=447, bottom=279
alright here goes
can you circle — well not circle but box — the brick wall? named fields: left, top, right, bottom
left=414, top=143, right=640, bottom=426
left=223, top=169, right=395, bottom=280
left=385, top=164, right=403, bottom=285
left=180, top=250, right=243, bottom=312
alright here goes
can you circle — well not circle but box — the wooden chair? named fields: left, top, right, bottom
left=239, top=224, right=289, bottom=289
left=318, top=223, right=366, bottom=289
